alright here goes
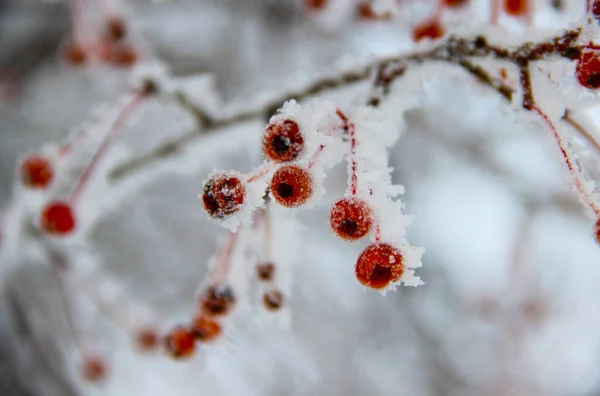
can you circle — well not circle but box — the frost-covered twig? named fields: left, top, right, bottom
left=110, top=29, right=585, bottom=181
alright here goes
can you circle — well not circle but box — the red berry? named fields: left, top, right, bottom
left=442, top=0, right=468, bottom=7
left=356, top=3, right=392, bottom=20
left=110, top=44, right=138, bottom=67
left=263, top=290, right=284, bottom=311
left=81, top=355, right=108, bottom=383
left=262, top=119, right=304, bottom=163
left=200, top=284, right=236, bottom=317
left=504, top=0, right=528, bottom=16
left=202, top=174, right=246, bottom=219
left=270, top=164, right=313, bottom=207
left=306, top=0, right=327, bottom=10
left=20, top=155, right=54, bottom=189
left=329, top=197, right=373, bottom=241
left=191, top=316, right=222, bottom=342
left=413, top=21, right=445, bottom=42
left=40, top=201, right=76, bottom=235
left=164, top=326, right=196, bottom=359
left=256, top=262, right=275, bottom=281
left=106, top=18, right=127, bottom=41
left=594, top=218, right=600, bottom=245
left=355, top=242, right=404, bottom=290
left=576, top=49, right=600, bottom=89
left=594, top=0, right=600, bottom=20
left=136, top=327, right=160, bottom=351
left=63, top=42, right=87, bottom=66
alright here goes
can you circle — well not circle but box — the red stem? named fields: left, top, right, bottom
left=211, top=231, right=239, bottom=281
left=69, top=91, right=146, bottom=203
left=336, top=109, right=359, bottom=195
left=491, top=0, right=500, bottom=24
left=307, top=145, right=325, bottom=169
left=247, top=161, right=276, bottom=183
left=531, top=104, right=600, bottom=216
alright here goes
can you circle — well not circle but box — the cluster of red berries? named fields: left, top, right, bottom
left=256, top=261, right=285, bottom=311
left=201, top=112, right=407, bottom=291
left=64, top=18, right=138, bottom=68
left=164, top=284, right=232, bottom=359
left=201, top=118, right=316, bottom=221
left=329, top=196, right=404, bottom=289
left=19, top=153, right=79, bottom=235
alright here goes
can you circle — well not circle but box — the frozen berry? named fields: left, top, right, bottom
left=110, top=45, right=138, bottom=67
left=576, top=49, right=600, bottom=89
left=263, top=119, right=304, bottom=163
left=136, top=327, right=160, bottom=351
left=306, top=0, right=327, bottom=10
left=20, top=155, right=54, bottom=189
left=256, top=262, right=275, bottom=281
left=202, top=174, right=246, bottom=219
left=329, top=197, right=373, bottom=241
left=356, top=3, right=391, bottom=20
left=106, top=18, right=127, bottom=41
left=413, top=21, right=445, bottom=42
left=594, top=218, right=600, bottom=245
left=40, top=201, right=76, bottom=235
left=504, top=0, right=528, bottom=16
left=82, top=355, right=108, bottom=382
left=263, top=290, right=284, bottom=311
left=270, top=165, right=313, bottom=207
left=164, top=326, right=196, bottom=359
left=443, top=0, right=468, bottom=7
left=192, top=316, right=222, bottom=342
left=63, top=42, right=87, bottom=66
left=200, top=285, right=236, bottom=316
left=355, top=242, right=404, bottom=290
left=594, top=0, right=600, bottom=20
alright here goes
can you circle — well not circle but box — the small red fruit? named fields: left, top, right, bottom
left=40, top=201, right=76, bottom=235
left=270, top=164, right=313, bottom=207
left=576, top=49, right=600, bottom=89
left=593, top=0, right=600, bottom=20
left=263, top=119, right=304, bottom=163
left=200, top=285, right=236, bottom=317
left=413, top=21, right=445, bottom=42
left=413, top=20, right=445, bottom=41
left=136, top=327, right=160, bottom=351
left=442, top=0, right=468, bottom=7
left=202, top=174, right=246, bottom=219
left=504, top=0, right=528, bottom=16
left=20, top=155, right=54, bottom=189
left=355, top=242, right=404, bottom=290
left=594, top=218, right=600, bottom=245
left=110, top=44, right=138, bottom=67
left=63, top=42, right=87, bottom=66
left=106, top=18, right=127, bottom=41
left=306, top=0, right=327, bottom=10
left=192, top=316, right=222, bottom=342
left=256, top=262, right=275, bottom=281
left=81, top=355, right=108, bottom=382
left=263, top=290, right=284, bottom=311
left=164, top=326, right=196, bottom=359
left=329, top=197, right=373, bottom=241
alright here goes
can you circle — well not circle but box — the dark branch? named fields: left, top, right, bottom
left=109, top=29, right=585, bottom=183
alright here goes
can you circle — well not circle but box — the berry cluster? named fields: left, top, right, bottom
left=64, top=8, right=138, bottom=68
left=4, top=89, right=155, bottom=383
left=200, top=101, right=421, bottom=293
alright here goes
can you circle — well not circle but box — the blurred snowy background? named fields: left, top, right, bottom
left=2, top=0, right=600, bottom=395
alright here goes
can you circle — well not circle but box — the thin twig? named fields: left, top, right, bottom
left=109, top=29, right=584, bottom=182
